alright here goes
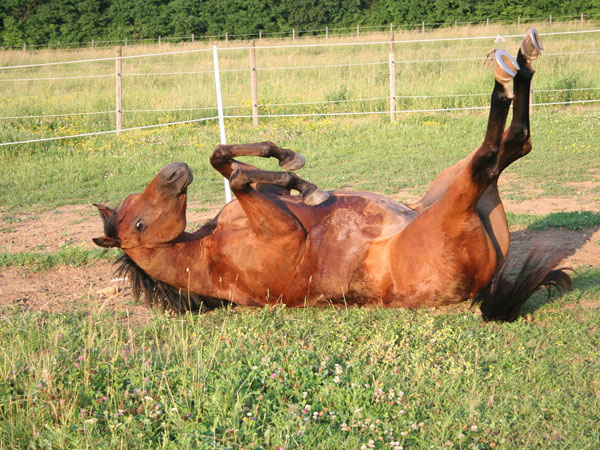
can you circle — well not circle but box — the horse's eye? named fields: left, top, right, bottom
left=135, top=220, right=144, bottom=232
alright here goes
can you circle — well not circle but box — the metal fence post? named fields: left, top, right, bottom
left=213, top=46, right=232, bottom=203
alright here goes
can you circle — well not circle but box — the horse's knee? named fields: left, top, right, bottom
left=228, top=168, right=250, bottom=191
left=210, top=145, right=229, bottom=168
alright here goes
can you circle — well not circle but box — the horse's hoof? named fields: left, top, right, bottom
left=520, top=27, right=543, bottom=61
left=493, top=49, right=519, bottom=83
left=302, top=187, right=329, bottom=206
left=279, top=151, right=306, bottom=171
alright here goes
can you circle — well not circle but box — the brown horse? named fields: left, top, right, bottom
left=93, top=29, right=570, bottom=321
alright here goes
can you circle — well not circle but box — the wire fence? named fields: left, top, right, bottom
left=2, top=13, right=598, bottom=51
left=0, top=28, right=599, bottom=147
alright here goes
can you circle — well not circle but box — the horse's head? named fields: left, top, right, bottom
left=93, top=162, right=193, bottom=249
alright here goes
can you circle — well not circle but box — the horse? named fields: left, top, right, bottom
left=93, top=29, right=571, bottom=322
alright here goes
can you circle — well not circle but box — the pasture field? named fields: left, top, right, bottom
left=1, top=21, right=600, bottom=448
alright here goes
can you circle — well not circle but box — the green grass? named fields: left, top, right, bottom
left=1, top=108, right=599, bottom=210
left=507, top=211, right=600, bottom=230
left=0, top=247, right=121, bottom=271
left=1, top=269, right=599, bottom=448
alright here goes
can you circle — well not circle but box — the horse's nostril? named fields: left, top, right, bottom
left=166, top=170, right=180, bottom=182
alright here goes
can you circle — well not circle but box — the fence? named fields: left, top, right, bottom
left=1, top=28, right=599, bottom=146
left=3, top=13, right=599, bottom=51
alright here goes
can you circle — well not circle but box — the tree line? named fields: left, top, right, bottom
left=1, top=0, right=598, bottom=47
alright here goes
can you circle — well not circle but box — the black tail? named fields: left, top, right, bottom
left=473, top=248, right=572, bottom=322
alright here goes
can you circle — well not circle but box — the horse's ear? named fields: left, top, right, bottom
left=93, top=203, right=115, bottom=221
left=93, top=236, right=120, bottom=248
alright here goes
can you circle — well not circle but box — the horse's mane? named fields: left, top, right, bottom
left=99, top=206, right=228, bottom=313
left=115, top=253, right=229, bottom=313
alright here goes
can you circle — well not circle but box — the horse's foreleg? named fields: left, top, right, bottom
left=228, top=166, right=328, bottom=237
left=210, top=142, right=305, bottom=179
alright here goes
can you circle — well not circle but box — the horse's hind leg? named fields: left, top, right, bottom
left=210, top=141, right=305, bottom=179
left=497, top=28, right=542, bottom=171
left=412, top=50, right=517, bottom=212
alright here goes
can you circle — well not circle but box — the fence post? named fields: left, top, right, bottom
left=389, top=32, right=396, bottom=123
left=486, top=18, right=489, bottom=27
left=325, top=26, right=329, bottom=38
left=259, top=30, right=262, bottom=40
left=212, top=46, right=232, bottom=203
left=115, top=46, right=123, bottom=135
left=581, top=12, right=584, bottom=24
left=250, top=41, right=259, bottom=127
left=292, top=28, right=295, bottom=40
left=454, top=20, right=457, bottom=29
left=125, top=37, right=128, bottom=46
left=549, top=15, right=552, bottom=24
left=158, top=36, right=161, bottom=45
left=91, top=39, right=94, bottom=49
left=530, top=88, right=534, bottom=115
left=192, top=33, right=195, bottom=43
left=390, top=23, right=393, bottom=33
left=225, top=32, right=229, bottom=42
left=517, top=17, right=520, bottom=27
left=422, top=21, right=425, bottom=33
left=357, top=24, right=360, bottom=37
left=23, top=43, right=26, bottom=51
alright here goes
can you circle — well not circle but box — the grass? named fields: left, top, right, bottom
left=0, top=21, right=599, bottom=448
left=1, top=109, right=599, bottom=209
left=1, top=270, right=599, bottom=448
left=507, top=211, right=600, bottom=230
left=0, top=247, right=120, bottom=271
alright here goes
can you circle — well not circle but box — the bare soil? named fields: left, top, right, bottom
left=1, top=194, right=598, bottom=318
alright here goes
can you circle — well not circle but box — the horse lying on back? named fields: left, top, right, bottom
left=94, top=29, right=570, bottom=322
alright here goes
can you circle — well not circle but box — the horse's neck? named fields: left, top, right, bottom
left=125, top=237, right=212, bottom=292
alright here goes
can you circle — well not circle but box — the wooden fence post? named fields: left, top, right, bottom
left=158, top=36, right=161, bottom=45
left=91, top=39, right=94, bottom=49
left=549, top=15, right=552, bottom=24
left=259, top=30, right=262, bottom=40
left=390, top=23, right=393, bottom=33
left=517, top=17, right=520, bottom=27
left=250, top=41, right=259, bottom=127
left=529, top=88, right=534, bottom=115
left=115, top=46, right=123, bottom=135
left=422, top=21, right=425, bottom=33
left=389, top=32, right=396, bottom=123
left=486, top=18, right=489, bottom=27
left=225, top=32, right=229, bottom=42
left=292, top=28, right=295, bottom=40
left=124, top=37, right=128, bottom=46
left=325, top=26, right=329, bottom=38
left=192, top=33, right=195, bottom=43
left=581, top=12, right=584, bottom=24
left=23, top=43, right=26, bottom=51
left=454, top=20, right=457, bottom=29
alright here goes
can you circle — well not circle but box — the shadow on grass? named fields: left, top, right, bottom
left=508, top=212, right=599, bottom=317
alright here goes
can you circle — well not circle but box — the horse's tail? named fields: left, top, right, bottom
left=473, top=247, right=572, bottom=322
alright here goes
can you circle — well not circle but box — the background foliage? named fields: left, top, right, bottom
left=1, top=0, right=599, bottom=46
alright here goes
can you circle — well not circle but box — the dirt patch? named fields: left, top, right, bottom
left=0, top=262, right=150, bottom=322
